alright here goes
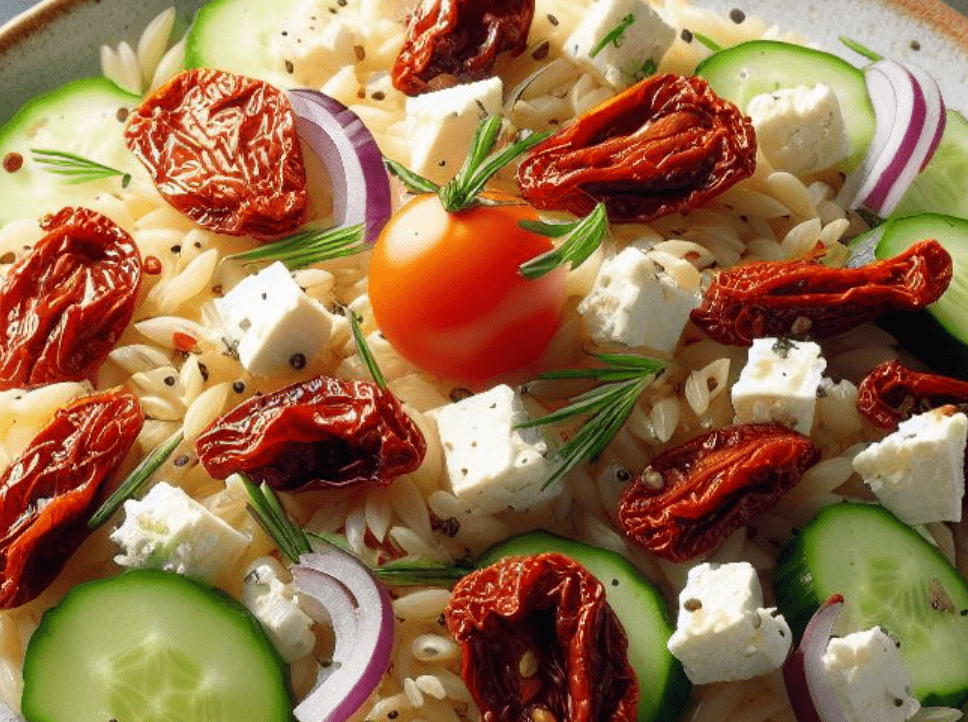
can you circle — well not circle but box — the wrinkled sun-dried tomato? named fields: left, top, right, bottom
left=618, top=423, right=820, bottom=562
left=690, top=239, right=952, bottom=346
left=0, top=388, right=143, bottom=608
left=0, top=207, right=142, bottom=391
left=516, top=74, right=756, bottom=223
left=195, top=375, right=425, bottom=490
left=124, top=68, right=307, bottom=240
left=445, top=553, right=638, bottom=722
left=392, top=0, right=535, bottom=96
left=857, top=360, right=968, bottom=430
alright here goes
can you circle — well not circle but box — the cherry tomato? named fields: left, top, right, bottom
left=368, top=193, right=567, bottom=384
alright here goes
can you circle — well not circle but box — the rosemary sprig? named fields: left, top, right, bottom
left=385, top=159, right=440, bottom=194
left=31, top=149, right=132, bottom=188
left=520, top=354, right=665, bottom=489
left=590, top=12, right=636, bottom=58
left=241, top=474, right=312, bottom=564
left=839, top=35, right=883, bottom=63
left=349, top=310, right=388, bottom=390
left=224, top=223, right=365, bottom=271
left=89, top=430, right=183, bottom=529
left=693, top=33, right=723, bottom=53
left=518, top=203, right=609, bottom=279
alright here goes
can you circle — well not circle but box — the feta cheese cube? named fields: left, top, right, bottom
left=731, top=337, right=826, bottom=434
left=405, top=77, right=503, bottom=185
left=577, top=247, right=701, bottom=353
left=111, top=482, right=249, bottom=583
left=215, top=261, right=337, bottom=377
left=432, top=384, right=559, bottom=514
left=667, top=562, right=792, bottom=685
left=852, top=407, right=967, bottom=525
left=823, top=627, right=920, bottom=722
left=243, top=557, right=316, bottom=663
left=746, top=83, right=851, bottom=175
left=565, top=0, right=675, bottom=89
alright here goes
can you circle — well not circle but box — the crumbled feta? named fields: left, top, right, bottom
left=577, top=246, right=701, bottom=353
left=243, top=557, right=316, bottom=663
left=405, top=77, right=504, bottom=185
left=852, top=407, right=967, bottom=525
left=823, top=627, right=920, bottom=722
left=731, top=337, right=826, bottom=434
left=667, top=562, right=792, bottom=685
left=565, top=0, right=675, bottom=89
left=746, top=83, right=851, bottom=175
left=432, top=384, right=559, bottom=514
left=111, top=482, right=249, bottom=583
left=815, top=377, right=864, bottom=438
left=214, top=261, right=338, bottom=378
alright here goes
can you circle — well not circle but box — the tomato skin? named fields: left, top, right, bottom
left=369, top=193, right=567, bottom=384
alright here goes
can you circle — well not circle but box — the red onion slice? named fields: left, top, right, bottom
left=287, top=89, right=393, bottom=243
left=838, top=59, right=946, bottom=216
left=783, top=594, right=849, bottom=722
left=293, top=550, right=394, bottom=722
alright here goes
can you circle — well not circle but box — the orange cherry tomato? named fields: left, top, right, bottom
left=368, top=193, right=567, bottom=384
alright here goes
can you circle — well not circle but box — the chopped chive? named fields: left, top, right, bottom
left=519, top=203, right=608, bottom=279
left=225, top=223, right=366, bottom=271
left=31, top=149, right=131, bottom=187
left=349, top=310, right=387, bottom=390
left=590, top=12, right=636, bottom=58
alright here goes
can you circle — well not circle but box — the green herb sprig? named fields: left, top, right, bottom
left=225, top=223, right=365, bottom=271
left=692, top=33, right=723, bottom=53
left=839, top=36, right=883, bottom=63
left=520, top=354, right=666, bottom=489
left=518, top=203, right=609, bottom=279
left=31, top=149, right=132, bottom=188
left=349, top=310, right=387, bottom=390
left=89, top=430, right=183, bottom=529
left=242, top=474, right=312, bottom=565
left=590, top=13, right=636, bottom=58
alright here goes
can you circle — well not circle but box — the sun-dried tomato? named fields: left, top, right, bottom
left=124, top=68, right=307, bottom=240
left=618, top=423, right=820, bottom=562
left=0, top=207, right=142, bottom=391
left=690, top=239, right=952, bottom=346
left=445, top=553, right=638, bottom=722
left=0, top=388, right=143, bottom=608
left=392, top=0, right=535, bottom=96
left=195, top=375, right=425, bottom=490
left=516, top=74, right=756, bottom=223
left=857, top=360, right=968, bottom=430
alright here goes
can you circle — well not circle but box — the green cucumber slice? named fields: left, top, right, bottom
left=477, top=531, right=690, bottom=722
left=22, top=569, right=293, bottom=722
left=695, top=40, right=874, bottom=171
left=0, top=77, right=140, bottom=226
left=774, top=503, right=968, bottom=707
left=894, top=110, right=968, bottom=220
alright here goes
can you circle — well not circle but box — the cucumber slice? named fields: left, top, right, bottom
left=22, top=569, right=293, bottom=722
left=184, top=0, right=299, bottom=87
left=850, top=213, right=968, bottom=379
left=695, top=40, right=874, bottom=171
left=894, top=110, right=968, bottom=220
left=477, top=531, right=690, bottom=722
left=0, top=77, right=140, bottom=226
left=775, top=503, right=968, bottom=707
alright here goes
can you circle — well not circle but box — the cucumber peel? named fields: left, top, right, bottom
left=775, top=503, right=968, bottom=707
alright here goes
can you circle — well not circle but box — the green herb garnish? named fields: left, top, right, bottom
left=242, top=474, right=312, bottom=564
left=692, top=33, right=723, bottom=52
left=518, top=203, right=609, bottom=279
left=839, top=35, right=883, bottom=63
left=520, top=354, right=666, bottom=488
left=31, top=149, right=132, bottom=187
left=224, top=223, right=366, bottom=271
left=349, top=310, right=387, bottom=390
left=628, top=58, right=658, bottom=83
left=89, top=430, right=183, bottom=529
left=590, top=12, right=636, bottom=58
left=386, top=116, right=551, bottom=213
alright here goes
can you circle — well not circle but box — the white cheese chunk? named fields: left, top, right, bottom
left=565, top=0, right=675, bottom=90
left=852, top=407, right=967, bottom=525
left=243, top=557, right=316, bottom=663
left=432, top=384, right=559, bottom=515
left=214, top=261, right=337, bottom=378
left=404, top=77, right=503, bottom=185
left=577, top=246, right=701, bottom=353
left=111, top=482, right=249, bottom=583
left=823, top=627, right=920, bottom=722
left=668, top=562, right=792, bottom=685
left=731, top=337, right=826, bottom=434
left=746, top=83, right=851, bottom=175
